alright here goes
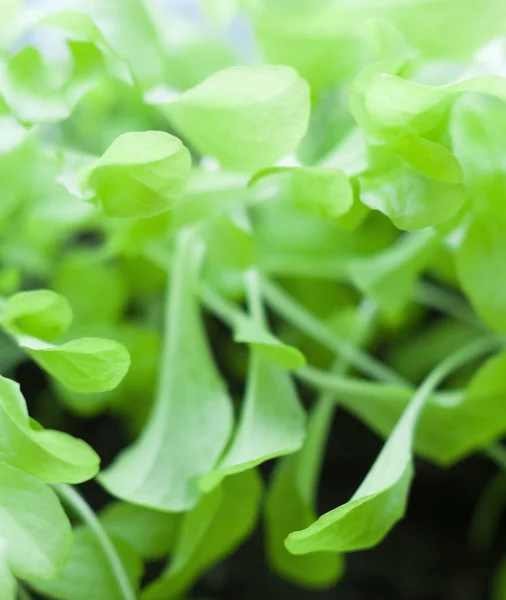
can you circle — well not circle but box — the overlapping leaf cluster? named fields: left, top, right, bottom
left=1, top=0, right=506, bottom=598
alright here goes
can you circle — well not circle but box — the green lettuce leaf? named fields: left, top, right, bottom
left=99, top=231, right=233, bottom=511
left=359, top=135, right=466, bottom=230
left=78, top=0, right=168, bottom=90
left=254, top=5, right=368, bottom=94
left=363, top=0, right=506, bottom=60
left=29, top=526, right=143, bottom=600
left=355, top=72, right=506, bottom=139
left=456, top=214, right=506, bottom=333
left=0, top=46, right=69, bottom=123
left=451, top=95, right=506, bottom=219
left=2, top=290, right=73, bottom=342
left=0, top=543, right=16, bottom=600
left=19, top=335, right=130, bottom=394
left=0, top=463, right=72, bottom=581
left=82, top=131, right=192, bottom=219
left=287, top=339, right=495, bottom=554
left=233, top=315, right=306, bottom=370
left=250, top=166, right=354, bottom=219
left=100, top=502, right=180, bottom=560
left=202, top=270, right=306, bottom=488
left=166, top=65, right=310, bottom=172
left=0, top=375, right=99, bottom=483
left=142, top=470, right=262, bottom=600
left=0, top=21, right=124, bottom=125
left=206, top=351, right=306, bottom=486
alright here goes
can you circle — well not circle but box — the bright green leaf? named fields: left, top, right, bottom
left=0, top=268, right=20, bottom=297
left=39, top=9, right=131, bottom=84
left=451, top=95, right=506, bottom=219
left=54, top=323, right=160, bottom=422
left=79, top=0, right=168, bottom=90
left=254, top=5, right=368, bottom=94
left=234, top=315, right=305, bottom=370
left=0, top=543, right=16, bottom=600
left=166, top=65, right=310, bottom=172
left=99, top=231, right=233, bottom=511
left=30, top=526, right=143, bottom=600
left=101, top=502, right=180, bottom=560
left=3, top=290, right=73, bottom=342
left=0, top=33, right=114, bottom=125
left=364, top=0, right=506, bottom=60
left=0, top=376, right=99, bottom=483
left=110, top=213, right=170, bottom=257
left=286, top=339, right=494, bottom=554
left=0, top=463, right=72, bottom=581
left=206, top=351, right=306, bottom=486
left=0, top=124, right=38, bottom=225
left=20, top=336, right=131, bottom=394
left=296, top=88, right=356, bottom=166
left=357, top=72, right=506, bottom=139
left=142, top=470, right=262, bottom=600
left=202, top=271, right=306, bottom=487
left=83, top=131, right=192, bottom=219
left=250, top=167, right=354, bottom=219
left=456, top=214, right=506, bottom=333
left=265, top=0, right=330, bottom=10
left=359, top=136, right=466, bottom=230
left=0, top=46, right=69, bottom=123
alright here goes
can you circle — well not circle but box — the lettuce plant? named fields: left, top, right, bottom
left=1, top=0, right=506, bottom=598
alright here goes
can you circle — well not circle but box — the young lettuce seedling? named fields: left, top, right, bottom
left=0, top=1, right=506, bottom=599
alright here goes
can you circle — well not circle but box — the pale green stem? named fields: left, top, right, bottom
left=260, top=275, right=408, bottom=386
left=411, top=336, right=499, bottom=408
left=53, top=484, right=136, bottom=600
left=413, top=280, right=485, bottom=330
left=298, top=300, right=378, bottom=505
left=296, top=366, right=413, bottom=400
left=199, top=283, right=244, bottom=328
left=244, top=268, right=266, bottom=326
